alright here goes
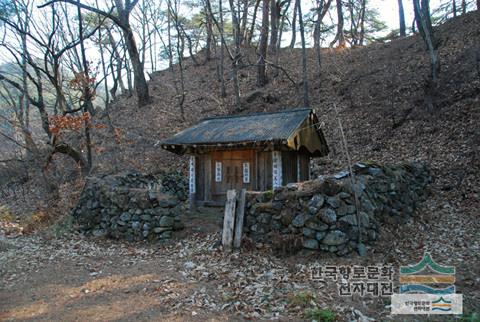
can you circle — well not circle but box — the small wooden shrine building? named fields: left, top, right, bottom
left=161, top=108, right=329, bottom=205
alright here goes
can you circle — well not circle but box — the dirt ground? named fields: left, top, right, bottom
left=1, top=201, right=479, bottom=322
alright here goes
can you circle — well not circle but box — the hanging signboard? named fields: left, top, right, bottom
left=243, top=162, right=250, bottom=183
left=189, top=156, right=195, bottom=194
left=215, top=161, right=222, bottom=182
left=272, top=151, right=282, bottom=188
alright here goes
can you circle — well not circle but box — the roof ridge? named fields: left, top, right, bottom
left=199, top=107, right=312, bottom=122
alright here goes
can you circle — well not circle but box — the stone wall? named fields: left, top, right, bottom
left=73, top=171, right=187, bottom=241
left=245, top=162, right=431, bottom=256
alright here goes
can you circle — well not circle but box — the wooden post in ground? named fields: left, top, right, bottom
left=222, top=189, right=237, bottom=250
left=233, top=189, right=246, bottom=249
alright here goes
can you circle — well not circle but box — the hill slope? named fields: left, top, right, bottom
left=94, top=11, right=480, bottom=309
left=102, top=11, right=479, bottom=200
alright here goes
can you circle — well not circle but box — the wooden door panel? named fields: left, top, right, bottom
left=211, top=150, right=256, bottom=200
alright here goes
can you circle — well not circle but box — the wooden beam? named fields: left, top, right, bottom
left=222, top=189, right=237, bottom=250
left=204, top=154, right=212, bottom=202
left=233, top=189, right=246, bottom=249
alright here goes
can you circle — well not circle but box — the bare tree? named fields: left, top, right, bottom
left=313, top=0, right=332, bottom=73
left=413, top=0, right=439, bottom=82
left=75, top=0, right=93, bottom=170
left=296, top=0, right=309, bottom=106
left=257, top=0, right=269, bottom=87
left=239, top=0, right=250, bottom=45
left=39, top=0, right=151, bottom=107
left=168, top=0, right=186, bottom=120
left=218, top=0, right=226, bottom=96
left=289, top=0, right=297, bottom=48
left=246, top=0, right=261, bottom=45
left=413, top=0, right=440, bottom=110
left=204, top=0, right=213, bottom=60
left=269, top=0, right=278, bottom=51
left=332, top=0, right=346, bottom=47
left=107, top=26, right=128, bottom=98
left=398, top=0, right=406, bottom=36
left=228, top=0, right=242, bottom=110
left=358, top=0, right=366, bottom=45
left=276, top=0, right=291, bottom=52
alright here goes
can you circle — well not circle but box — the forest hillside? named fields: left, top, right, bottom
left=100, top=11, right=479, bottom=208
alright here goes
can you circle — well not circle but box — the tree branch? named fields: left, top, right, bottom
left=0, top=72, right=43, bottom=108
left=38, top=0, right=124, bottom=30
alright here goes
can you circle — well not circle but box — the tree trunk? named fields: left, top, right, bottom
left=461, top=0, right=466, bottom=14
left=289, top=0, right=297, bottom=48
left=413, top=0, right=440, bottom=111
left=204, top=0, right=213, bottom=60
left=219, top=0, right=227, bottom=97
left=413, top=0, right=439, bottom=81
left=228, top=0, right=242, bottom=111
left=139, top=0, right=147, bottom=67
left=240, top=0, right=249, bottom=44
left=398, top=0, right=406, bottom=36
left=347, top=0, right=357, bottom=45
left=110, top=0, right=150, bottom=107
left=107, top=28, right=127, bottom=96
left=359, top=0, right=366, bottom=45
left=124, top=52, right=134, bottom=93
left=297, top=0, right=309, bottom=106
left=314, top=0, right=332, bottom=74
left=453, top=0, right=457, bottom=16
left=122, top=25, right=150, bottom=107
left=52, top=58, right=69, bottom=114
left=269, top=0, right=278, bottom=51
left=277, top=0, right=291, bottom=52
left=77, top=0, right=92, bottom=170
left=247, top=0, right=261, bottom=46
left=335, top=0, right=346, bottom=47
left=20, top=15, right=33, bottom=157
left=99, top=29, right=110, bottom=110
left=257, top=0, right=269, bottom=87
left=170, top=0, right=186, bottom=120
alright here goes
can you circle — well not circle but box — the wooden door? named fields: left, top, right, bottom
left=211, top=150, right=255, bottom=202
left=224, top=160, right=243, bottom=191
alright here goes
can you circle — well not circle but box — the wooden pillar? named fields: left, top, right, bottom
left=308, top=157, right=312, bottom=180
left=189, top=155, right=196, bottom=210
left=204, top=154, right=212, bottom=202
left=296, top=154, right=301, bottom=182
left=272, top=151, right=283, bottom=188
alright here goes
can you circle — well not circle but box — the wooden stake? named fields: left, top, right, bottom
left=222, top=189, right=237, bottom=250
left=233, top=189, right=246, bottom=249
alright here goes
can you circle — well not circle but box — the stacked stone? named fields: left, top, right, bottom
left=158, top=171, right=188, bottom=201
left=73, top=171, right=186, bottom=241
left=244, top=162, right=431, bottom=256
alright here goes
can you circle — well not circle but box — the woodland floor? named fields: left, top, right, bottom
left=1, top=196, right=479, bottom=321
left=1, top=10, right=479, bottom=322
